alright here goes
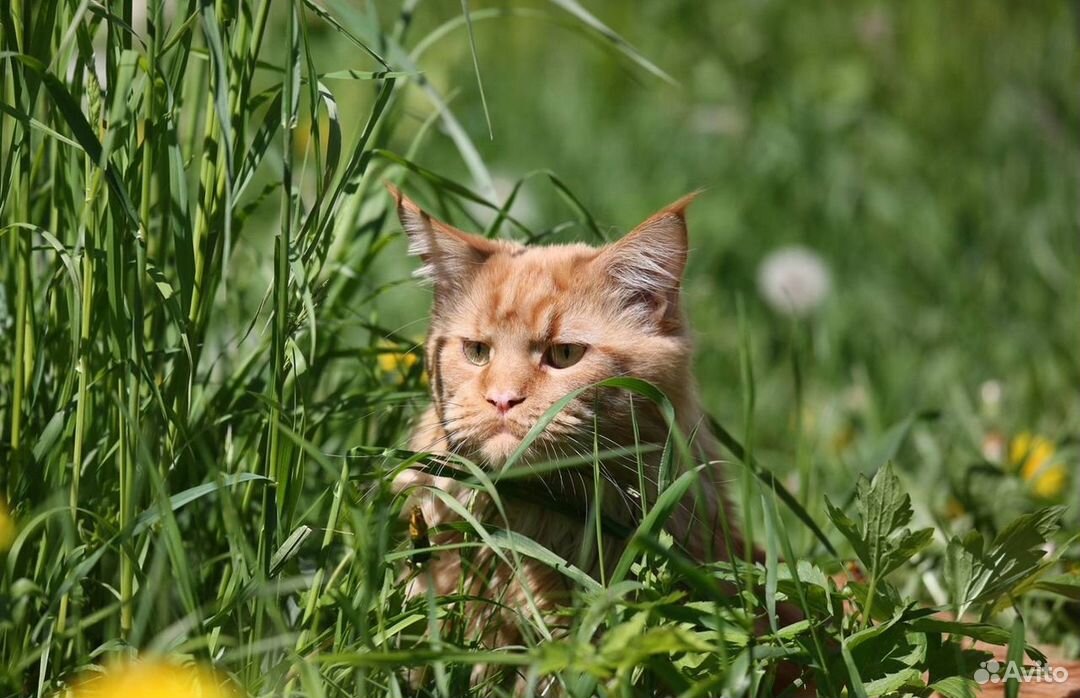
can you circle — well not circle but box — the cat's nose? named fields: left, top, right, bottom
left=486, top=391, right=525, bottom=414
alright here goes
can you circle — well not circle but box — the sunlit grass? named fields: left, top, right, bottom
left=1, top=1, right=1077, bottom=697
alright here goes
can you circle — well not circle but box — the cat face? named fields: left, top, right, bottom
left=392, top=186, right=698, bottom=468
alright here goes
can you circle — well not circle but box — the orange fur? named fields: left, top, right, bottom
left=388, top=185, right=745, bottom=689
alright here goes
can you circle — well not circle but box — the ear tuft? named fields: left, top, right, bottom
left=387, top=184, right=510, bottom=291
left=655, top=189, right=702, bottom=220
left=386, top=183, right=438, bottom=279
left=598, top=192, right=699, bottom=328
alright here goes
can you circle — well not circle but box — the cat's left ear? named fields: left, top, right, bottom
left=597, top=192, right=699, bottom=329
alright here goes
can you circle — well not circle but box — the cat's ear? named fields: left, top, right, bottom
left=387, top=183, right=503, bottom=292
left=598, top=192, right=699, bottom=328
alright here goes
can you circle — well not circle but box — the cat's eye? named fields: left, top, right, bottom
left=462, top=340, right=491, bottom=366
left=545, top=343, right=586, bottom=369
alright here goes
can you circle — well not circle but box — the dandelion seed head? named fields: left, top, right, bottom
left=757, top=246, right=831, bottom=317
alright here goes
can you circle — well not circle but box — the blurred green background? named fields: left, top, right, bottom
left=302, top=1, right=1079, bottom=507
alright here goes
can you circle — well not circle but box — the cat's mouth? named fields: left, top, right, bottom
left=475, top=419, right=531, bottom=466
left=449, top=412, right=570, bottom=468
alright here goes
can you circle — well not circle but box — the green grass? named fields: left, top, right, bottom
left=1, top=1, right=1078, bottom=697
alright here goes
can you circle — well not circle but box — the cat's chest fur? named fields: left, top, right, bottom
left=394, top=401, right=733, bottom=604
left=395, top=405, right=639, bottom=594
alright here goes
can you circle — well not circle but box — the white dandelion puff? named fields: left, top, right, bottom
left=757, top=246, right=831, bottom=317
left=979, top=380, right=1003, bottom=410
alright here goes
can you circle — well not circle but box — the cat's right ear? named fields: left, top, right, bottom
left=387, top=183, right=502, bottom=292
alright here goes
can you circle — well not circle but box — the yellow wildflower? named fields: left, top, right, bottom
left=70, top=659, right=238, bottom=698
left=1009, top=431, right=1069, bottom=500
left=0, top=498, right=14, bottom=551
left=377, top=341, right=425, bottom=384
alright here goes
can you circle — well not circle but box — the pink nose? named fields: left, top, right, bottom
left=486, top=391, right=525, bottom=414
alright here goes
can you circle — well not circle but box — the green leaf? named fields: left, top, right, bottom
left=132, top=473, right=270, bottom=536
left=0, top=101, right=83, bottom=151
left=319, top=69, right=414, bottom=80
left=488, top=529, right=601, bottom=593
left=882, top=526, right=934, bottom=576
left=945, top=507, right=1064, bottom=616
left=844, top=581, right=903, bottom=622
left=945, top=531, right=984, bottom=617
left=774, top=560, right=833, bottom=618
left=1034, top=572, right=1080, bottom=600
left=606, top=626, right=715, bottom=674
left=909, top=618, right=1011, bottom=646
left=859, top=463, right=914, bottom=567
left=863, top=667, right=923, bottom=697
left=826, top=498, right=871, bottom=567
left=845, top=608, right=906, bottom=653
left=0, top=52, right=142, bottom=229
left=459, top=0, right=493, bottom=139
left=31, top=406, right=70, bottom=463
left=610, top=464, right=704, bottom=585
left=826, top=464, right=931, bottom=580
left=269, top=525, right=313, bottom=577
left=930, top=676, right=979, bottom=698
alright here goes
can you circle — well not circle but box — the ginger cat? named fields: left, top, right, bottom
left=388, top=187, right=1080, bottom=697
left=389, top=185, right=748, bottom=687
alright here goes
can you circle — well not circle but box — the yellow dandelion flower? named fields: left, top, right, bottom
left=70, top=660, right=239, bottom=698
left=377, top=347, right=418, bottom=375
left=0, top=499, right=15, bottom=551
left=1009, top=431, right=1069, bottom=500
left=376, top=341, right=425, bottom=385
left=1030, top=465, right=1068, bottom=500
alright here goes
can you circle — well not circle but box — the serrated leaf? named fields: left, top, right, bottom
left=881, top=526, right=934, bottom=575
left=946, top=506, right=1064, bottom=616
left=945, top=531, right=984, bottom=617
left=826, top=498, right=871, bottom=565
left=860, top=464, right=914, bottom=568
left=827, top=464, right=929, bottom=586
left=775, top=560, right=833, bottom=617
